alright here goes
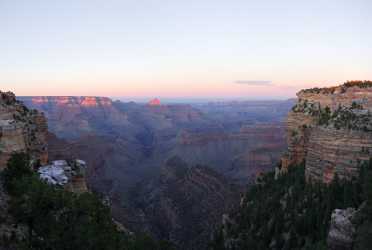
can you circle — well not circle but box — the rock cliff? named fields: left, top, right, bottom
left=327, top=208, right=356, bottom=250
left=282, top=81, right=372, bottom=182
left=0, top=92, right=88, bottom=192
left=0, top=91, right=48, bottom=169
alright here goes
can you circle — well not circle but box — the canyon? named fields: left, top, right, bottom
left=2, top=81, right=372, bottom=249
left=19, top=95, right=293, bottom=249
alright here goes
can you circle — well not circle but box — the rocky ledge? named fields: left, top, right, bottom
left=38, top=159, right=88, bottom=193
left=282, top=81, right=372, bottom=183
left=0, top=91, right=48, bottom=169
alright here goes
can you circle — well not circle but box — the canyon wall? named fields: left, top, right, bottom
left=0, top=92, right=48, bottom=169
left=283, top=81, right=372, bottom=182
left=20, top=96, right=130, bottom=139
left=176, top=123, right=287, bottom=183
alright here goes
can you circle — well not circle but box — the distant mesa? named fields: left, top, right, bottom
left=148, top=98, right=161, bottom=106
left=21, top=96, right=113, bottom=107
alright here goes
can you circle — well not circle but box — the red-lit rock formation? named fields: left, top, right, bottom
left=29, top=96, right=114, bottom=107
left=19, top=96, right=129, bottom=139
left=148, top=98, right=161, bottom=106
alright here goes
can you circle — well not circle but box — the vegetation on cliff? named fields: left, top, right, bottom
left=0, top=153, right=174, bottom=250
left=301, top=81, right=372, bottom=94
left=344, top=80, right=372, bottom=89
left=209, top=160, right=372, bottom=250
left=292, top=99, right=372, bottom=132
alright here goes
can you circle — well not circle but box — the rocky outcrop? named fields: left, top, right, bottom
left=0, top=92, right=45, bottom=247
left=38, top=159, right=88, bottom=194
left=0, top=91, right=48, bottom=169
left=327, top=208, right=356, bottom=250
left=297, top=81, right=372, bottom=112
left=0, top=92, right=89, bottom=193
left=283, top=81, right=372, bottom=182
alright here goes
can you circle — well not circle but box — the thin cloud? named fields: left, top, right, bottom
left=234, top=80, right=272, bottom=86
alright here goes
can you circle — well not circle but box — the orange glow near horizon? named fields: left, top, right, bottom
left=3, top=79, right=368, bottom=99
left=2, top=63, right=371, bottom=99
left=3, top=71, right=370, bottom=99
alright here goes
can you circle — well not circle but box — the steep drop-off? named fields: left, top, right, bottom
left=0, top=92, right=48, bottom=169
left=20, top=96, right=293, bottom=248
left=123, top=157, right=239, bottom=250
left=282, top=81, right=372, bottom=183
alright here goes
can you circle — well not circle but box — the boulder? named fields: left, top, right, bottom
left=327, top=208, right=356, bottom=250
left=38, top=159, right=87, bottom=193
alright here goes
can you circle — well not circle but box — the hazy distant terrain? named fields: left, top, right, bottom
left=20, top=96, right=294, bottom=249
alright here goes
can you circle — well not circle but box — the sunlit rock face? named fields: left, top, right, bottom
left=283, top=81, right=372, bottom=183
left=29, top=96, right=113, bottom=107
left=297, top=81, right=372, bottom=112
left=19, top=96, right=130, bottom=139
left=0, top=91, right=48, bottom=169
left=147, top=98, right=161, bottom=106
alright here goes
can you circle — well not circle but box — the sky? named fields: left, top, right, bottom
left=1, top=0, right=371, bottom=100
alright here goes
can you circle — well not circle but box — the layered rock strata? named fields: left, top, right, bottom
left=19, top=96, right=130, bottom=139
left=283, top=81, right=372, bottom=182
left=0, top=91, right=48, bottom=169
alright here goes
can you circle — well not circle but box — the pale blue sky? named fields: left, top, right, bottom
left=1, top=0, right=371, bottom=99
